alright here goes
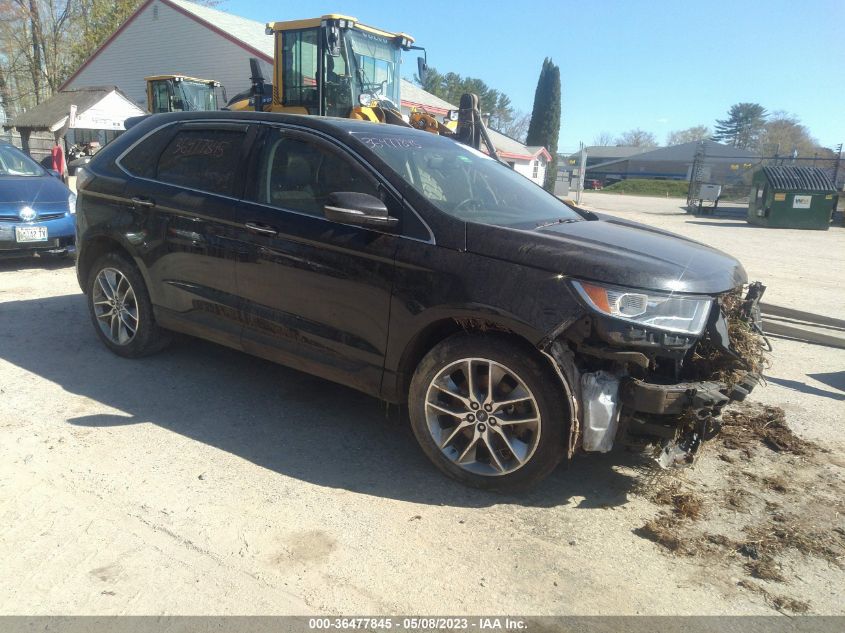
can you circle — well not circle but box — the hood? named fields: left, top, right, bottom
left=466, top=217, right=747, bottom=295
left=0, top=175, right=69, bottom=206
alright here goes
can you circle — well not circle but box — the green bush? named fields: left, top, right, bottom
left=599, top=179, right=689, bottom=197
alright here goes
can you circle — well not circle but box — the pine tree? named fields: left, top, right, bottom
left=417, top=66, right=515, bottom=130
left=712, top=103, right=767, bottom=150
left=526, top=58, right=561, bottom=192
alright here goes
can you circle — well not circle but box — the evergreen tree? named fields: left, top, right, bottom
left=712, top=103, right=767, bottom=150
left=417, top=66, right=515, bottom=132
left=526, top=58, right=561, bottom=192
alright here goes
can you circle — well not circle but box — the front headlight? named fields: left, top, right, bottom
left=571, top=280, right=712, bottom=335
left=68, top=192, right=77, bottom=215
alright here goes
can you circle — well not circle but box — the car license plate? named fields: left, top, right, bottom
left=15, top=226, right=48, bottom=242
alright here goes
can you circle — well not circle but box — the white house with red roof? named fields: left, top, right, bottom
left=62, top=0, right=550, bottom=185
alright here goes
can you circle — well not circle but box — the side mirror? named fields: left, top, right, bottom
left=49, top=169, right=61, bottom=179
left=417, top=57, right=428, bottom=85
left=324, top=192, right=398, bottom=230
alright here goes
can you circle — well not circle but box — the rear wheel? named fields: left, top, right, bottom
left=409, top=334, right=569, bottom=491
left=86, top=252, right=170, bottom=358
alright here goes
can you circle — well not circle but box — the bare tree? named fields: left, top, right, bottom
left=759, top=111, right=820, bottom=158
left=614, top=128, right=658, bottom=148
left=592, top=131, right=614, bottom=146
left=0, top=0, right=78, bottom=109
left=498, top=110, right=531, bottom=143
left=666, top=125, right=710, bottom=146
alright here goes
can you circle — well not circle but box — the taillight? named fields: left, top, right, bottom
left=75, top=166, right=94, bottom=191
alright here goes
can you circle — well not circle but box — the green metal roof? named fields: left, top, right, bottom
left=762, top=166, right=836, bottom=192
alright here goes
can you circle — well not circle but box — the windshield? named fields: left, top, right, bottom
left=345, top=29, right=401, bottom=106
left=0, top=144, right=44, bottom=177
left=178, top=81, right=216, bottom=111
left=352, top=131, right=581, bottom=229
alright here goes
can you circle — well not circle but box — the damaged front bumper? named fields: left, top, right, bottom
left=620, top=372, right=760, bottom=467
left=543, top=282, right=767, bottom=468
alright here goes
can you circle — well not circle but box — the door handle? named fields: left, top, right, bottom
left=131, top=197, right=155, bottom=208
left=245, top=222, right=278, bottom=236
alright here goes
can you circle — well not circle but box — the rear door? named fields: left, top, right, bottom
left=122, top=121, right=256, bottom=348
left=235, top=126, right=398, bottom=394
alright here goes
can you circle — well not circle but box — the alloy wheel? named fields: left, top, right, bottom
left=92, top=267, right=139, bottom=345
left=424, top=358, right=542, bottom=476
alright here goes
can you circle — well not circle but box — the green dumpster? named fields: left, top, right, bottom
left=747, top=166, right=837, bottom=230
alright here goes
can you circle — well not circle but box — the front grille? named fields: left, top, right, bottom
left=0, top=212, right=67, bottom=222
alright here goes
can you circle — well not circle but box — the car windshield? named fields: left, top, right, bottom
left=352, top=130, right=581, bottom=229
left=0, top=144, right=44, bottom=177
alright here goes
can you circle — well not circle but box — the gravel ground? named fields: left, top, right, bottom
left=1, top=194, right=843, bottom=615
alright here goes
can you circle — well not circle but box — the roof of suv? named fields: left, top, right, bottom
left=127, top=111, right=431, bottom=138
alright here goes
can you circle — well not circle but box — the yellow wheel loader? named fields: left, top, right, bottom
left=146, top=75, right=226, bottom=114
left=226, top=14, right=500, bottom=159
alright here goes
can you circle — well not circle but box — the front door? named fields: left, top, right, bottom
left=236, top=127, right=398, bottom=394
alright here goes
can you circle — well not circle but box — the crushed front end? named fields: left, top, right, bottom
left=545, top=281, right=768, bottom=467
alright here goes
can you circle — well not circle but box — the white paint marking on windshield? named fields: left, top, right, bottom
left=357, top=136, right=423, bottom=150
left=456, top=144, right=494, bottom=161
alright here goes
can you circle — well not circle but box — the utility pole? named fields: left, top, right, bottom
left=576, top=141, right=586, bottom=205
left=833, top=143, right=843, bottom=189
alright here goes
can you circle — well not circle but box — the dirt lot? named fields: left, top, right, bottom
left=1, top=194, right=843, bottom=615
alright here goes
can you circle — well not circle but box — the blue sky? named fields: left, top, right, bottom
left=224, top=0, right=844, bottom=153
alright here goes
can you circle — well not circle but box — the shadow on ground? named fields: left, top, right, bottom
left=685, top=221, right=755, bottom=228
left=766, top=375, right=845, bottom=402
left=0, top=292, right=643, bottom=509
left=0, top=254, right=75, bottom=272
left=808, top=371, right=845, bottom=392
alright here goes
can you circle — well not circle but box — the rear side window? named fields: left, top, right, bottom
left=119, top=125, right=176, bottom=179
left=156, top=128, right=246, bottom=196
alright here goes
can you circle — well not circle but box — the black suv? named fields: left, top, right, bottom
left=76, top=112, right=762, bottom=490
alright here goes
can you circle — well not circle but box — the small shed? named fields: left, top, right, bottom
left=3, top=86, right=145, bottom=161
left=748, top=166, right=838, bottom=230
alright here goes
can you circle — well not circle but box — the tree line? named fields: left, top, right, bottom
left=417, top=66, right=532, bottom=142
left=591, top=102, right=834, bottom=159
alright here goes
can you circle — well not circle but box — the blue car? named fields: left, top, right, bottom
left=0, top=141, right=76, bottom=258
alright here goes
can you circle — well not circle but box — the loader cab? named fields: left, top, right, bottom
left=266, top=15, right=413, bottom=120
left=145, top=75, right=223, bottom=113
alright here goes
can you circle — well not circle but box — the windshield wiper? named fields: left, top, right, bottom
left=533, top=218, right=582, bottom=230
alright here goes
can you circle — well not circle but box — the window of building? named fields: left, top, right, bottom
left=251, top=132, right=379, bottom=217
left=156, top=128, right=246, bottom=196
left=532, top=160, right=539, bottom=178
left=282, top=29, right=319, bottom=108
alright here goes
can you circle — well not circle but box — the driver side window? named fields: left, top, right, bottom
left=251, top=131, right=380, bottom=217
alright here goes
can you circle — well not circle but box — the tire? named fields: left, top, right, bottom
left=86, top=251, right=170, bottom=358
left=409, top=333, right=569, bottom=491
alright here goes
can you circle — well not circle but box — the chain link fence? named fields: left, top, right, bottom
left=687, top=149, right=841, bottom=207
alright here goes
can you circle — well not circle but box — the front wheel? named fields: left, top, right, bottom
left=409, top=334, right=569, bottom=491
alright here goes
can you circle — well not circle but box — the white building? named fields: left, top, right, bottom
left=4, top=85, right=145, bottom=160
left=62, top=0, right=549, bottom=185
